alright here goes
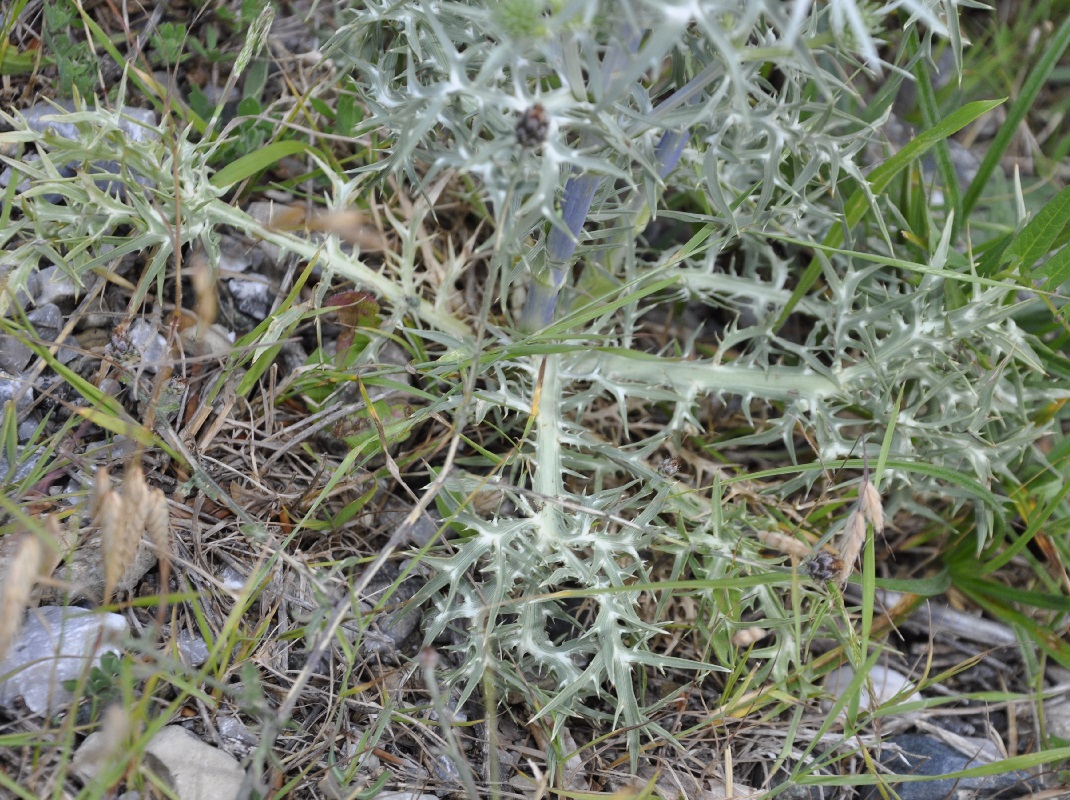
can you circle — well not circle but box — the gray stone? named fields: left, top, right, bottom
left=823, top=663, right=921, bottom=713
left=0, top=335, right=32, bottom=373
left=862, top=734, right=1039, bottom=800
left=27, top=302, right=62, bottom=340
left=0, top=606, right=128, bottom=715
left=0, top=443, right=42, bottom=481
left=27, top=302, right=76, bottom=364
left=218, top=235, right=254, bottom=274
left=143, top=725, right=245, bottom=800
left=174, top=629, right=210, bottom=668
left=0, top=369, right=33, bottom=411
left=216, top=714, right=256, bottom=746
left=126, top=319, right=168, bottom=372
left=1043, top=693, right=1070, bottom=742
left=34, top=266, right=78, bottom=307
left=228, top=277, right=273, bottom=320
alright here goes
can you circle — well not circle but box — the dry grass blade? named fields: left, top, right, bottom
left=0, top=532, right=44, bottom=662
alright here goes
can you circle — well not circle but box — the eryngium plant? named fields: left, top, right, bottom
left=323, top=0, right=1006, bottom=744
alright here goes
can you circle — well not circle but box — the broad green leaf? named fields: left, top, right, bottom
left=1037, top=244, right=1070, bottom=289
left=1004, top=184, right=1070, bottom=270
left=210, top=140, right=312, bottom=189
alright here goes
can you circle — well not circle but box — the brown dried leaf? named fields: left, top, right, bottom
left=266, top=205, right=389, bottom=250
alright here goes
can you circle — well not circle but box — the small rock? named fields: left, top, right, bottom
left=228, top=277, right=273, bottom=320
left=19, top=101, right=150, bottom=142
left=3, top=103, right=159, bottom=197
left=0, top=444, right=42, bottom=481
left=218, top=235, right=260, bottom=274
left=0, top=264, right=39, bottom=309
left=353, top=565, right=424, bottom=659
left=823, top=663, right=921, bottom=713
left=220, top=566, right=247, bottom=593
left=174, top=629, right=210, bottom=668
left=34, top=265, right=78, bottom=307
left=27, top=302, right=76, bottom=363
left=1042, top=692, right=1070, bottom=742
left=0, top=335, right=32, bottom=373
left=216, top=713, right=257, bottom=759
left=125, top=319, right=168, bottom=372
left=0, top=606, right=128, bottom=715
left=861, top=734, right=1039, bottom=800
left=0, top=368, right=34, bottom=411
left=143, top=725, right=245, bottom=800
left=27, top=302, right=62, bottom=340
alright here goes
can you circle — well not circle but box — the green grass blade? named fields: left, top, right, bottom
left=210, top=140, right=315, bottom=190
left=962, top=14, right=1070, bottom=218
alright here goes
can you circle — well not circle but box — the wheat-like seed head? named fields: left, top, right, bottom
left=837, top=509, right=868, bottom=586
left=731, top=626, right=768, bottom=648
left=145, top=489, right=170, bottom=555
left=0, top=533, right=44, bottom=662
left=121, top=463, right=150, bottom=552
left=97, top=490, right=128, bottom=604
left=90, top=467, right=112, bottom=519
left=859, top=479, right=885, bottom=534
left=757, top=530, right=812, bottom=559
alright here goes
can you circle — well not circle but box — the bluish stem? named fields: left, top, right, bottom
left=520, top=20, right=695, bottom=332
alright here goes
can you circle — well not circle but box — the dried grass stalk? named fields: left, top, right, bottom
left=0, top=533, right=44, bottom=662
left=837, top=509, right=867, bottom=585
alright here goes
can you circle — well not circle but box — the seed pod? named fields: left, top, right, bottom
left=515, top=103, right=548, bottom=147
left=805, top=551, right=844, bottom=583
